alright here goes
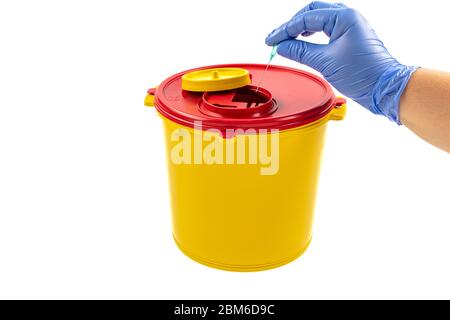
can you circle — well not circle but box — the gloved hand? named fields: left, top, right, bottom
left=265, top=1, right=418, bottom=124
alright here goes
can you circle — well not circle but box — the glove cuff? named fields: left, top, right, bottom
left=370, top=64, right=419, bottom=125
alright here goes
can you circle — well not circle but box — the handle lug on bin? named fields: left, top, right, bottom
left=330, top=97, right=347, bottom=121
left=144, top=87, right=157, bottom=107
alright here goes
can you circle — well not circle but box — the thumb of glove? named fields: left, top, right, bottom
left=277, top=40, right=325, bottom=74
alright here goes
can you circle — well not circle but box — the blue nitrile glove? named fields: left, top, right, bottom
left=265, top=1, right=418, bottom=124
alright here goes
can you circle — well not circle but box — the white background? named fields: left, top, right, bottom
left=0, top=0, right=449, bottom=300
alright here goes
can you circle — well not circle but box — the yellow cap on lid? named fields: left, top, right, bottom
left=181, top=68, right=251, bottom=92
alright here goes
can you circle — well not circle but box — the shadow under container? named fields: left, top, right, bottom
left=145, top=64, right=346, bottom=272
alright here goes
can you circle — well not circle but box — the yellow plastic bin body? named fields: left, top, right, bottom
left=146, top=64, right=346, bottom=272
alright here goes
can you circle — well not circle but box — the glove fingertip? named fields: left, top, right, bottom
left=265, top=37, right=274, bottom=46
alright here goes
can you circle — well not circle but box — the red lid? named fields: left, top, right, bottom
left=152, top=64, right=339, bottom=134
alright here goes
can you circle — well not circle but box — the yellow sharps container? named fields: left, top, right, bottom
left=145, top=64, right=346, bottom=272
